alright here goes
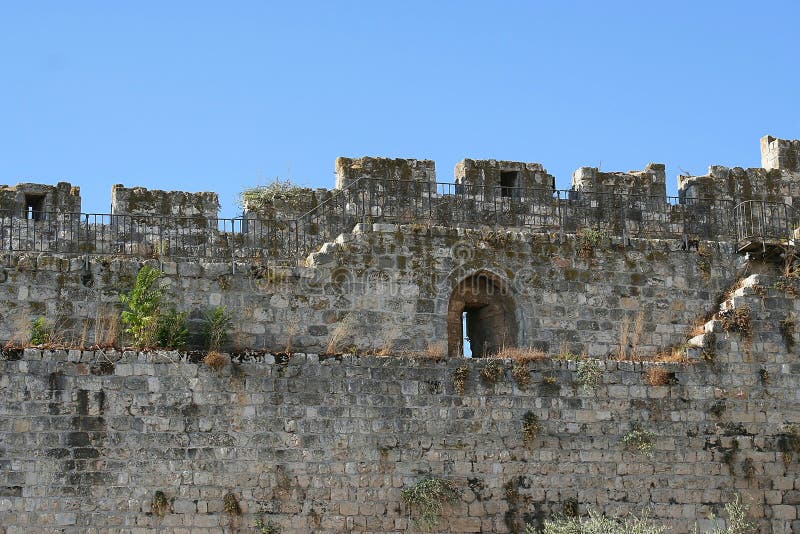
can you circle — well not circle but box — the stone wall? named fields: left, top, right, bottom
left=111, top=184, right=219, bottom=219
left=0, top=227, right=740, bottom=359
left=1, top=285, right=799, bottom=534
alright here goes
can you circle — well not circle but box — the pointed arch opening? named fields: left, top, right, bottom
left=447, top=271, right=518, bottom=358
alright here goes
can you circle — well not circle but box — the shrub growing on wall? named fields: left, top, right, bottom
left=120, top=265, right=164, bottom=348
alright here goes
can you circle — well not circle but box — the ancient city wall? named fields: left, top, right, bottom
left=2, top=135, right=800, bottom=532
left=0, top=227, right=740, bottom=359
left=1, top=303, right=800, bottom=534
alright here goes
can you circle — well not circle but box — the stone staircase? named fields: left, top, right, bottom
left=684, top=273, right=772, bottom=362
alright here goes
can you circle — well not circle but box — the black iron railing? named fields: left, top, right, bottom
left=734, top=200, right=798, bottom=251
left=0, top=179, right=757, bottom=263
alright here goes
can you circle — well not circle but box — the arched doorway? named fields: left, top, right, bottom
left=447, top=272, right=518, bottom=357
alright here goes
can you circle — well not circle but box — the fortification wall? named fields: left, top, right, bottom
left=1, top=310, right=799, bottom=534
left=0, top=227, right=739, bottom=358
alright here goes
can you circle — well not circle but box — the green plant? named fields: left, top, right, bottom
left=480, top=360, right=504, bottom=385
left=777, top=424, right=800, bottom=464
left=453, top=366, right=470, bottom=395
left=120, top=265, right=164, bottom=348
left=622, top=426, right=656, bottom=457
left=532, top=508, right=667, bottom=534
left=576, top=229, right=608, bottom=258
left=522, top=411, right=541, bottom=446
left=30, top=317, right=49, bottom=345
left=576, top=358, right=602, bottom=392
left=151, top=490, right=169, bottom=517
left=400, top=477, right=461, bottom=528
left=240, top=178, right=307, bottom=211
left=529, top=498, right=756, bottom=534
left=255, top=518, right=281, bottom=534
left=693, top=494, right=756, bottom=534
left=156, top=308, right=188, bottom=349
left=202, top=306, right=233, bottom=351
left=223, top=492, right=241, bottom=516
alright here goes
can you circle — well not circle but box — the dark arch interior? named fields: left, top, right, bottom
left=447, top=273, right=517, bottom=358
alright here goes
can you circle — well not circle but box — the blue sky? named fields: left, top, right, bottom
left=1, top=1, right=798, bottom=217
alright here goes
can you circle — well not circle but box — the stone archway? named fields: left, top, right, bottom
left=447, top=271, right=518, bottom=357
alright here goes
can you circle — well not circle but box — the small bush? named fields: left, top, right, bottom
left=777, top=424, right=800, bottom=464
left=401, top=477, right=461, bottom=528
left=699, top=495, right=756, bottom=534
left=156, top=308, right=188, bottom=349
left=576, top=229, right=608, bottom=258
left=644, top=367, right=671, bottom=386
left=151, top=490, right=169, bottom=517
left=622, top=426, right=656, bottom=457
left=708, top=401, right=727, bottom=418
left=453, top=366, right=470, bottom=395
left=223, top=492, right=241, bottom=516
left=522, top=411, right=541, bottom=446
left=480, top=360, right=504, bottom=385
left=533, top=509, right=666, bottom=534
left=203, top=351, right=228, bottom=370
left=255, top=518, right=281, bottom=534
left=720, top=306, right=751, bottom=340
left=576, top=358, right=602, bottom=392
left=30, top=317, right=50, bottom=345
left=512, top=363, right=532, bottom=388
left=240, top=177, right=307, bottom=211
left=120, top=265, right=164, bottom=348
left=202, top=306, right=233, bottom=351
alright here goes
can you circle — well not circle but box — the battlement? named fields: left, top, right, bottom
left=0, top=181, right=80, bottom=219
left=761, top=134, right=800, bottom=172
left=111, top=184, right=219, bottom=219
left=572, top=163, right=666, bottom=199
left=0, top=136, right=797, bottom=263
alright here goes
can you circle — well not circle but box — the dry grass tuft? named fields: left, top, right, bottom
left=203, top=351, right=228, bottom=370
left=644, top=366, right=672, bottom=386
left=93, top=306, right=119, bottom=348
left=652, top=346, right=689, bottom=363
left=423, top=342, right=446, bottom=360
left=491, top=346, right=547, bottom=362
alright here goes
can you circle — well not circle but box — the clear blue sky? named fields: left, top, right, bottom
left=1, top=1, right=798, bottom=217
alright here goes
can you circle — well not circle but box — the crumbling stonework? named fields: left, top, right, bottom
left=1, top=136, right=800, bottom=532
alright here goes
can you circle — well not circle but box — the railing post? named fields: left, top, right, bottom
left=557, top=191, right=564, bottom=244
left=6, top=211, right=12, bottom=265
left=84, top=214, right=90, bottom=271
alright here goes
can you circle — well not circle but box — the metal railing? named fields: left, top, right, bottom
left=0, top=180, right=764, bottom=263
left=734, top=200, right=798, bottom=251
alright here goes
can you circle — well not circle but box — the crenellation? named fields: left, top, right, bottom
left=0, top=181, right=81, bottom=218
left=762, top=134, right=800, bottom=172
left=454, top=158, right=555, bottom=201
left=334, top=156, right=436, bottom=190
left=571, top=163, right=666, bottom=200
left=110, top=184, right=219, bottom=219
